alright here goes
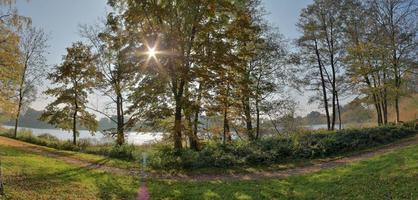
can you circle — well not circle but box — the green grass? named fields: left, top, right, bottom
left=148, top=144, right=418, bottom=200
left=41, top=145, right=141, bottom=170
left=0, top=145, right=140, bottom=200
left=1, top=135, right=418, bottom=199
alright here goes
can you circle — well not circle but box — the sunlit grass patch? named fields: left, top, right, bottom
left=0, top=145, right=140, bottom=200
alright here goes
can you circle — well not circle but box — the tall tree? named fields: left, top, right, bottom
left=80, top=17, right=137, bottom=145
left=41, top=42, right=98, bottom=145
left=13, top=26, right=48, bottom=138
left=111, top=0, right=238, bottom=150
left=297, top=0, right=346, bottom=130
left=368, top=0, right=418, bottom=123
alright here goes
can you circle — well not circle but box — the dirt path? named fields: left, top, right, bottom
left=1, top=135, right=418, bottom=182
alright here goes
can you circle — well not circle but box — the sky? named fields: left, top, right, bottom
left=15, top=0, right=316, bottom=116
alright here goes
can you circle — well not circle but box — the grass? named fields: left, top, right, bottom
left=0, top=144, right=140, bottom=200
left=0, top=128, right=147, bottom=161
left=148, top=143, right=418, bottom=200
left=1, top=135, right=418, bottom=199
left=0, top=135, right=141, bottom=171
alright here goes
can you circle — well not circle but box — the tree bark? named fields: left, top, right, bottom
left=243, top=97, right=254, bottom=140
left=116, top=94, right=125, bottom=146
left=173, top=81, right=184, bottom=151
left=223, top=81, right=231, bottom=144
left=223, top=106, right=230, bottom=144
left=73, top=81, right=78, bottom=146
left=191, top=108, right=199, bottom=150
left=14, top=97, right=23, bottom=138
left=13, top=93, right=23, bottom=138
left=73, top=105, right=78, bottom=146
left=14, top=62, right=28, bottom=138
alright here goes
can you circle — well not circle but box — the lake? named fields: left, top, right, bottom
left=2, top=124, right=342, bottom=145
left=2, top=125, right=163, bottom=145
left=308, top=124, right=345, bottom=130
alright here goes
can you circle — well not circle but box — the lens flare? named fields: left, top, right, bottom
left=147, top=47, right=156, bottom=58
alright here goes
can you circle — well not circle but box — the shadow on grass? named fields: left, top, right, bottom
left=2, top=147, right=140, bottom=200
left=148, top=146, right=418, bottom=200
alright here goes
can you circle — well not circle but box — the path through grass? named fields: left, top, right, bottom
left=1, top=136, right=418, bottom=199
left=148, top=144, right=418, bottom=199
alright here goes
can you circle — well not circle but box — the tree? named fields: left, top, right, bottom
left=41, top=42, right=98, bottom=145
left=344, top=0, right=418, bottom=125
left=80, top=17, right=138, bottom=145
left=111, top=0, right=240, bottom=150
left=368, top=0, right=418, bottom=123
left=261, top=98, right=297, bottom=136
left=13, top=26, right=48, bottom=138
left=0, top=23, right=20, bottom=117
left=297, top=0, right=346, bottom=130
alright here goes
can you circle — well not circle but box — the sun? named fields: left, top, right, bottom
left=147, top=47, right=157, bottom=58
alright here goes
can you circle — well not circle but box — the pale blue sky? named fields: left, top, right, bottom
left=15, top=0, right=315, bottom=115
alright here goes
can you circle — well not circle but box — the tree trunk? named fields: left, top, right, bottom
left=331, top=64, right=336, bottom=131
left=116, top=94, right=125, bottom=146
left=314, top=39, right=331, bottom=130
left=382, top=93, right=388, bottom=125
left=73, top=82, right=78, bottom=146
left=223, top=81, right=231, bottom=144
left=72, top=109, right=78, bottom=145
left=243, top=97, right=254, bottom=140
left=223, top=106, right=230, bottom=144
left=336, top=91, right=342, bottom=130
left=191, top=107, right=199, bottom=150
left=0, top=158, right=4, bottom=195
left=174, top=94, right=183, bottom=151
left=375, top=99, right=383, bottom=126
left=14, top=63, right=28, bottom=138
left=255, top=98, right=260, bottom=139
left=395, top=96, right=400, bottom=123
left=13, top=117, right=19, bottom=138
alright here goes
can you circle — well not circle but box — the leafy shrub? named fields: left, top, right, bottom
left=37, top=133, right=60, bottom=142
left=403, top=120, right=417, bottom=130
left=108, top=144, right=136, bottom=160
left=150, top=125, right=417, bottom=169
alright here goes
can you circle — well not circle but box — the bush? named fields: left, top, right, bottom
left=108, top=144, right=136, bottom=160
left=1, top=125, right=416, bottom=170
left=37, top=133, right=60, bottom=142
left=403, top=120, right=417, bottom=130
left=150, top=125, right=417, bottom=170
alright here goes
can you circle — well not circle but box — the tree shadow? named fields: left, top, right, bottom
left=4, top=158, right=140, bottom=199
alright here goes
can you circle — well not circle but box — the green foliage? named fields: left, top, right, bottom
left=40, top=42, right=99, bottom=144
left=150, top=126, right=417, bottom=169
left=0, top=24, right=21, bottom=117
